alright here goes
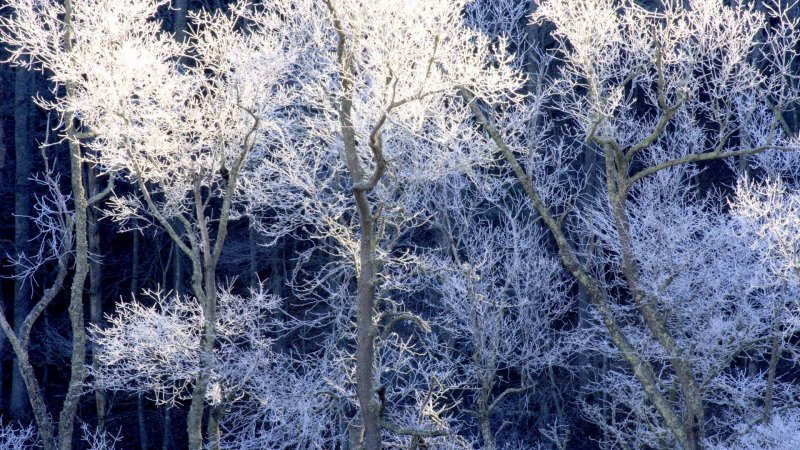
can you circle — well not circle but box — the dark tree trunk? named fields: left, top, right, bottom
left=173, top=0, right=189, bottom=43
left=0, top=79, right=7, bottom=415
left=11, top=65, right=32, bottom=421
left=88, top=163, right=106, bottom=430
left=138, top=393, right=149, bottom=450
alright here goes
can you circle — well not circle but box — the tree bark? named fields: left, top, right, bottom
left=248, top=219, right=257, bottom=289
left=206, top=402, right=223, bottom=450
left=325, top=3, right=383, bottom=446
left=602, top=145, right=705, bottom=450
left=162, top=406, right=172, bottom=450
left=12, top=65, right=33, bottom=421
left=173, top=225, right=184, bottom=295
left=0, top=80, right=7, bottom=415
left=763, top=295, right=784, bottom=424
left=88, top=163, right=106, bottom=431
left=138, top=393, right=149, bottom=450
left=173, top=0, right=189, bottom=43
left=353, top=193, right=380, bottom=450
left=131, top=221, right=148, bottom=450
left=0, top=317, right=56, bottom=450
left=58, top=3, right=90, bottom=448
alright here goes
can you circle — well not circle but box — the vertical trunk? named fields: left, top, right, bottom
left=269, top=242, right=284, bottom=298
left=12, top=65, right=32, bottom=421
left=199, top=263, right=220, bottom=450
left=132, top=222, right=149, bottom=450
left=162, top=406, right=172, bottom=450
left=477, top=383, right=496, bottom=450
left=603, top=147, right=703, bottom=450
left=185, top=262, right=209, bottom=450
left=340, top=84, right=381, bottom=450
left=0, top=98, right=6, bottom=414
left=58, top=5, right=90, bottom=449
left=187, top=261, right=218, bottom=450
left=271, top=240, right=288, bottom=353
left=0, top=80, right=7, bottom=176
left=763, top=296, right=784, bottom=424
left=162, top=50, right=248, bottom=447
left=173, top=225, right=184, bottom=295
left=326, top=7, right=382, bottom=446
left=59, top=123, right=89, bottom=450
left=354, top=206, right=379, bottom=450
left=173, top=0, right=189, bottom=43
left=206, top=402, right=223, bottom=450
left=187, top=172, right=233, bottom=450
left=248, top=219, right=257, bottom=289
left=168, top=238, right=185, bottom=450
left=479, top=415, right=495, bottom=450
left=474, top=298, right=495, bottom=450
left=88, top=163, right=106, bottom=431
left=348, top=423, right=364, bottom=450
left=42, top=311, right=50, bottom=396
left=138, top=393, right=149, bottom=450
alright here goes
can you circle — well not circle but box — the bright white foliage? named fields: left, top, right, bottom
left=5, top=0, right=800, bottom=448
left=709, top=411, right=800, bottom=450
left=534, top=0, right=800, bottom=158
left=79, top=425, right=122, bottom=450
left=91, top=285, right=278, bottom=406
left=732, top=178, right=800, bottom=282
left=424, top=176, right=575, bottom=444
left=0, top=420, right=39, bottom=450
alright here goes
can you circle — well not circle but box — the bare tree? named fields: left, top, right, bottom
left=466, top=0, right=800, bottom=448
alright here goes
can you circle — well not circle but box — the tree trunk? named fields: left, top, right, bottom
left=173, top=0, right=189, bottom=43
left=249, top=220, right=257, bottom=289
left=58, top=5, right=90, bottom=449
left=162, top=406, right=172, bottom=450
left=185, top=262, right=209, bottom=450
left=12, top=65, right=33, bottom=421
left=206, top=402, right=223, bottom=450
left=0, top=82, right=6, bottom=414
left=138, top=393, right=149, bottom=450
left=327, top=8, right=382, bottom=446
left=0, top=311, right=56, bottom=450
left=187, top=260, right=218, bottom=450
left=88, top=163, right=106, bottom=431
left=354, top=201, right=380, bottom=450
left=272, top=240, right=288, bottom=353
left=477, top=396, right=496, bottom=450
left=131, top=222, right=149, bottom=450
left=763, top=296, right=785, bottom=424
left=603, top=145, right=704, bottom=450
left=173, top=224, right=184, bottom=295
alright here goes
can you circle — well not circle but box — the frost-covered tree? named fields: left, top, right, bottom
left=90, top=285, right=278, bottom=445
left=240, top=1, right=523, bottom=447
left=6, top=0, right=800, bottom=448
left=1, top=1, right=117, bottom=447
left=0, top=419, right=39, bottom=450
left=427, top=178, right=573, bottom=449
left=468, top=0, right=800, bottom=448
left=86, top=5, right=296, bottom=446
left=2, top=0, right=296, bottom=447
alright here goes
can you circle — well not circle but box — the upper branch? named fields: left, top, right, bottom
left=628, top=144, right=798, bottom=186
